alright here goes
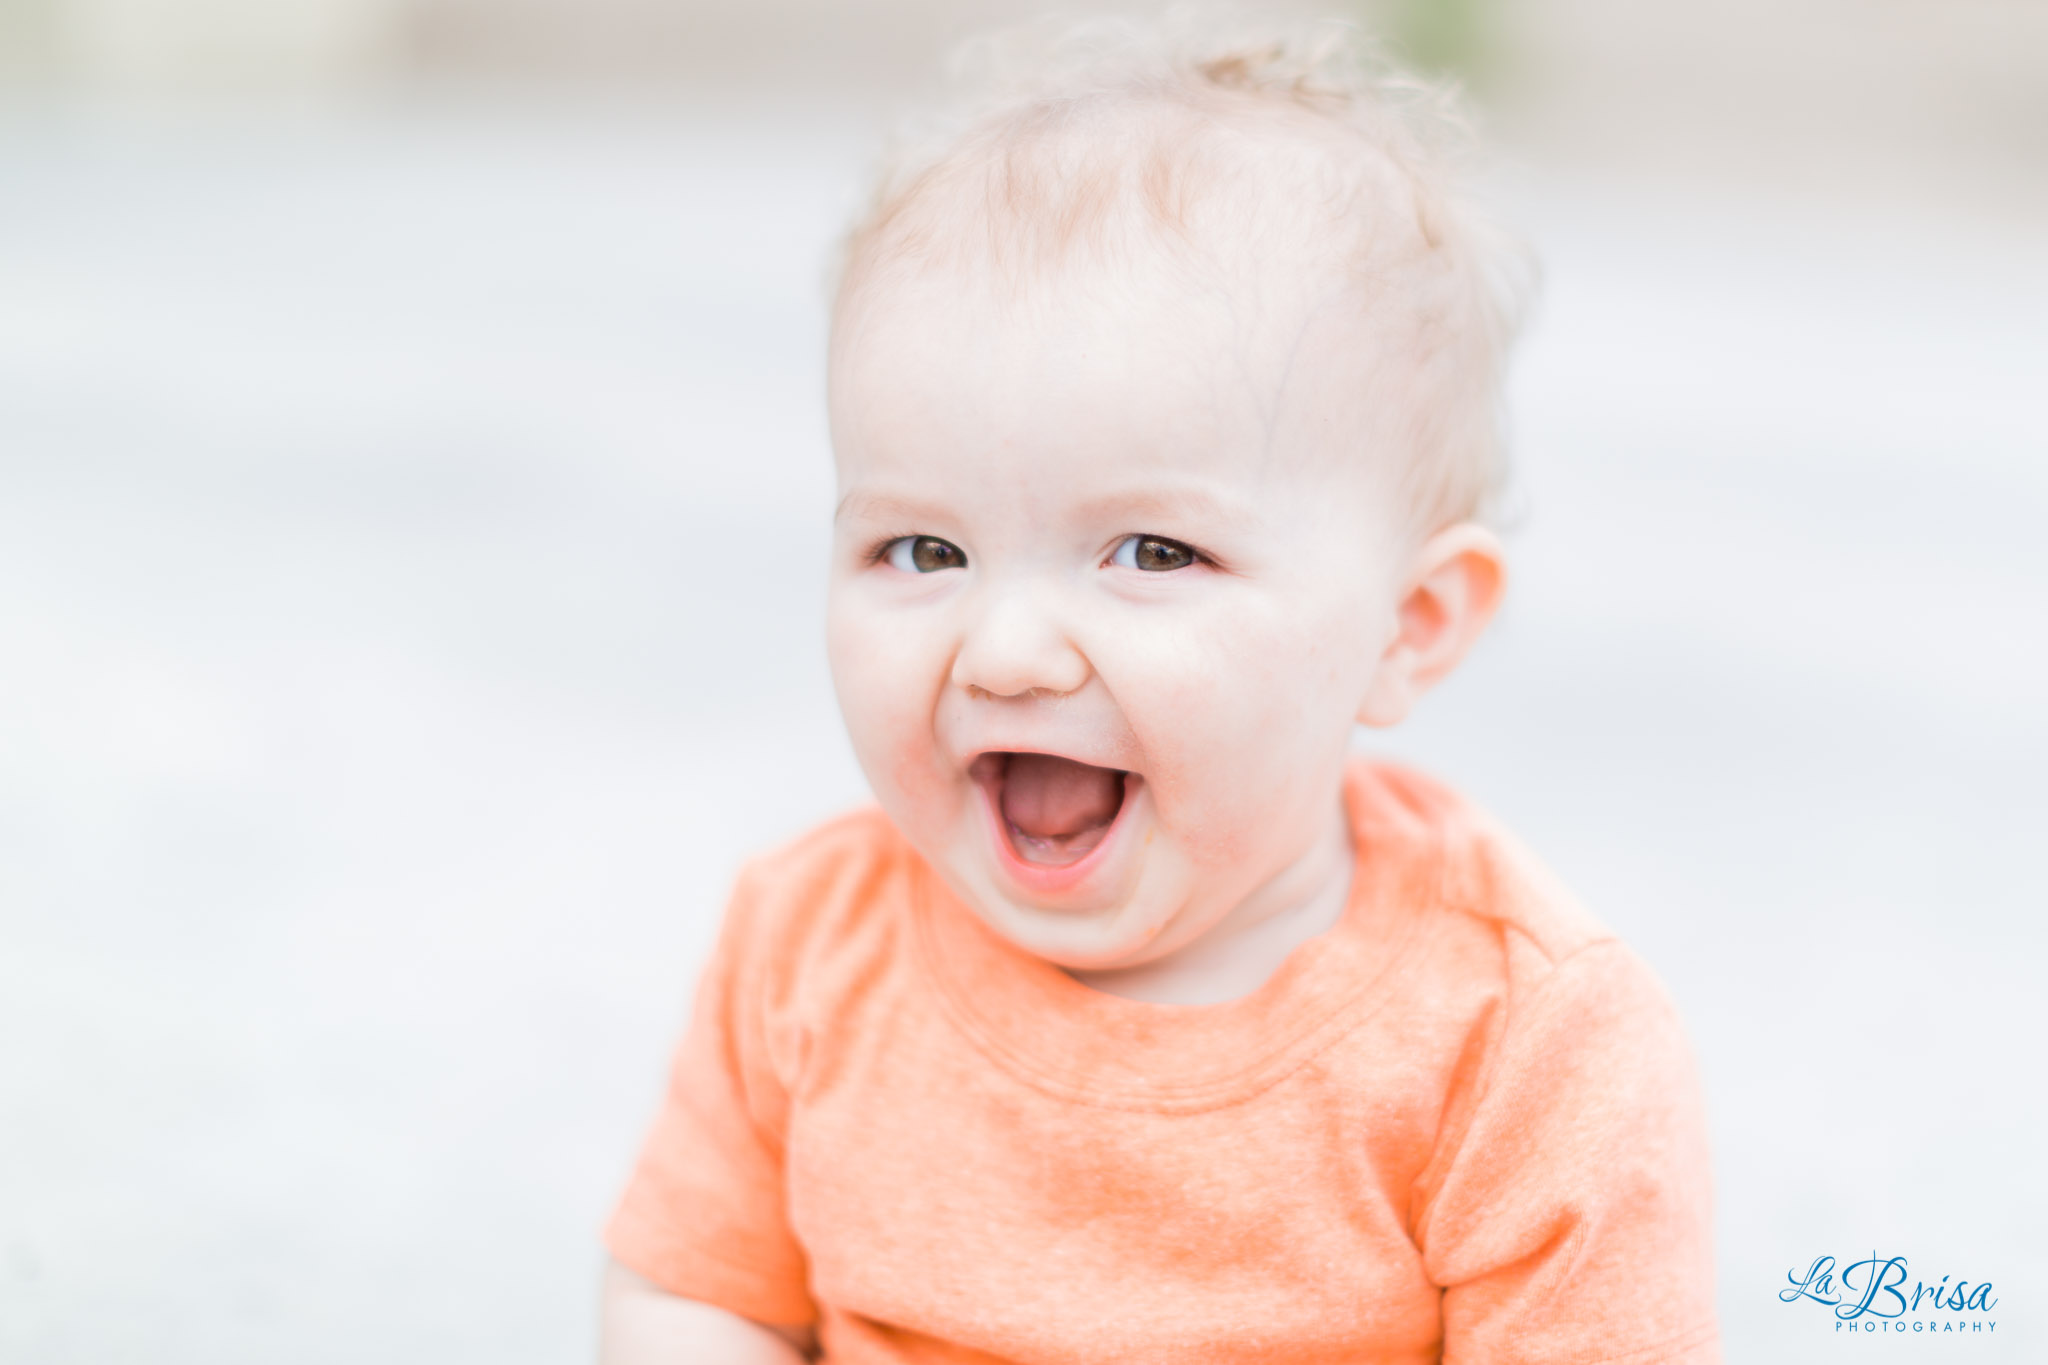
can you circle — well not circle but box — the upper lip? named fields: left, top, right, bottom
left=960, top=743, right=1137, bottom=778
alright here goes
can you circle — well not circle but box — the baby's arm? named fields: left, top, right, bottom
left=600, top=1258, right=816, bottom=1364
left=603, top=857, right=825, bottom=1359
left=1422, top=941, right=1719, bottom=1362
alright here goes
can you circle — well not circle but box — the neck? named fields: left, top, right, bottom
left=1066, top=799, right=1355, bottom=1005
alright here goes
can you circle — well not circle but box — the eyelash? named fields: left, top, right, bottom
left=1108, top=534, right=1205, bottom=572
left=864, top=535, right=909, bottom=566
left=865, top=534, right=1212, bottom=571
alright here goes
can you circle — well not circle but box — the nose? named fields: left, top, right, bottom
left=950, top=582, right=1092, bottom=699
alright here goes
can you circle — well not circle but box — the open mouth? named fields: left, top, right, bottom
left=970, top=752, right=1132, bottom=870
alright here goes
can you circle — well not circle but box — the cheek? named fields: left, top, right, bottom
left=826, top=600, right=908, bottom=763
left=1121, top=596, right=1365, bottom=741
left=1100, top=594, right=1371, bottom=856
left=826, top=594, right=954, bottom=808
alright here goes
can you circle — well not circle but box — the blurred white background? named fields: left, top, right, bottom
left=2, top=1, right=2044, bottom=1361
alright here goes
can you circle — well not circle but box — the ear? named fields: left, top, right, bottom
left=1356, top=522, right=1506, bottom=728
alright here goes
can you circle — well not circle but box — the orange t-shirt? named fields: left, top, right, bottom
left=606, top=762, right=1720, bottom=1364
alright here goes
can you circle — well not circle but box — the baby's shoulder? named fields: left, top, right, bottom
left=716, top=804, right=918, bottom=996
left=1353, top=761, right=1632, bottom=983
left=1355, top=765, right=1701, bottom=1117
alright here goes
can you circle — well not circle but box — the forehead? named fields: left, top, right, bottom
left=839, top=254, right=1253, bottom=413
left=829, top=246, right=1390, bottom=501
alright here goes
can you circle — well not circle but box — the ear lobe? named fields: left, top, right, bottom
left=1356, top=523, right=1506, bottom=728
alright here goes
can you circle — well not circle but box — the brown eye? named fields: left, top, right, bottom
left=886, top=535, right=967, bottom=573
left=1116, top=535, right=1197, bottom=572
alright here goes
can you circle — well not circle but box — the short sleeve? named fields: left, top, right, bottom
left=604, top=867, right=817, bottom=1327
left=1417, top=940, right=1720, bottom=1365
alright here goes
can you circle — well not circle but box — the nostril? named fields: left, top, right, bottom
left=950, top=644, right=1091, bottom=701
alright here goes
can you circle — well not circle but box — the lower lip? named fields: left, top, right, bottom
left=975, top=764, right=1144, bottom=898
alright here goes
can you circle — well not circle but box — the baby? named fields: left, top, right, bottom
left=601, top=16, right=1718, bottom=1364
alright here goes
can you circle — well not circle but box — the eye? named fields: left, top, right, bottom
left=1110, top=534, right=1198, bottom=572
left=884, top=535, right=968, bottom=573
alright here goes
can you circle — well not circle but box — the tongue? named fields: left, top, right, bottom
left=1000, top=754, right=1124, bottom=861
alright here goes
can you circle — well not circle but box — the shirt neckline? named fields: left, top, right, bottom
left=908, top=761, right=1456, bottom=1113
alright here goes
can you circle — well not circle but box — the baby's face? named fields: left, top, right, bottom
left=826, top=258, right=1416, bottom=970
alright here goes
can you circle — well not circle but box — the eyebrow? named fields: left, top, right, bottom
left=1067, top=484, right=1253, bottom=530
left=834, top=483, right=1255, bottom=530
left=833, top=490, right=956, bottom=526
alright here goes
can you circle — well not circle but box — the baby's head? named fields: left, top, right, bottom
left=824, top=16, right=1530, bottom=972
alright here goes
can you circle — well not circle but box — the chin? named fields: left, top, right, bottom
left=959, top=873, right=1185, bottom=970
left=884, top=751, right=1200, bottom=968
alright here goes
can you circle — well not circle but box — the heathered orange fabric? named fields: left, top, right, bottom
left=606, top=762, right=1720, bottom=1364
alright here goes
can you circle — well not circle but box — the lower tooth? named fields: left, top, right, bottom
left=1010, top=825, right=1104, bottom=865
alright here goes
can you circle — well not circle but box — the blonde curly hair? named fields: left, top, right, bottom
left=833, top=9, right=1535, bottom=532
